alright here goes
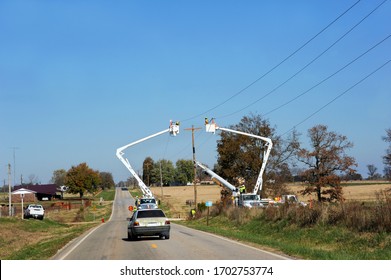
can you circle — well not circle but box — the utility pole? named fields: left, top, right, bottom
left=160, top=161, right=163, bottom=199
left=10, top=147, right=19, bottom=188
left=185, top=125, right=201, bottom=210
left=8, top=164, right=12, bottom=216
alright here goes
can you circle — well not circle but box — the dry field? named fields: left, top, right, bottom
left=151, top=185, right=221, bottom=218
left=151, top=181, right=391, bottom=217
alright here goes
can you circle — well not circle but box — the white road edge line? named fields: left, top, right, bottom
left=57, top=189, right=119, bottom=260
left=173, top=223, right=293, bottom=260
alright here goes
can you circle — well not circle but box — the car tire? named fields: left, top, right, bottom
left=128, top=231, right=137, bottom=241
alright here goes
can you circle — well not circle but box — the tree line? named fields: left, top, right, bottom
left=126, top=113, right=391, bottom=203
left=48, top=113, right=391, bottom=202
left=51, top=163, right=115, bottom=198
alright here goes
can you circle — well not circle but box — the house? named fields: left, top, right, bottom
left=13, top=184, right=60, bottom=202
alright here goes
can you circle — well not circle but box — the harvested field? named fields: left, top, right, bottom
left=151, top=185, right=221, bottom=218
left=289, top=182, right=391, bottom=202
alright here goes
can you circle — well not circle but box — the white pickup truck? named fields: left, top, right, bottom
left=24, top=204, right=45, bottom=220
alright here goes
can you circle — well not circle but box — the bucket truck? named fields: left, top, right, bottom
left=203, top=118, right=273, bottom=207
left=116, top=121, right=180, bottom=204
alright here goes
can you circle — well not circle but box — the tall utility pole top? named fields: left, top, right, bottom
left=8, top=164, right=12, bottom=216
left=185, top=126, right=201, bottom=211
left=10, top=147, right=19, bottom=188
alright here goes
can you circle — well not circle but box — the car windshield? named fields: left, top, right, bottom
left=137, top=210, right=165, bottom=218
left=140, top=198, right=156, bottom=204
left=242, top=195, right=258, bottom=200
left=139, top=204, right=157, bottom=209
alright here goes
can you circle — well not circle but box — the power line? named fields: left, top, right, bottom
left=281, top=58, right=391, bottom=137
left=181, top=0, right=362, bottom=122
left=264, top=33, right=391, bottom=117
left=217, top=0, right=388, bottom=120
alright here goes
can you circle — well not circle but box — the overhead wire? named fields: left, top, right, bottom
left=280, top=58, right=391, bottom=137
left=171, top=1, right=388, bottom=168
left=264, top=33, right=391, bottom=117
left=181, top=0, right=362, bottom=122
left=216, top=0, right=389, bottom=120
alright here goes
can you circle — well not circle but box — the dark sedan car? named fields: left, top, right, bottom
left=127, top=209, right=170, bottom=240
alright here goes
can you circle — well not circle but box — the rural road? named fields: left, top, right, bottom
left=53, top=188, right=291, bottom=260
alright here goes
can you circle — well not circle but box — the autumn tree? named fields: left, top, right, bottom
left=383, top=128, right=391, bottom=181
left=216, top=113, right=299, bottom=198
left=297, top=125, right=357, bottom=202
left=65, top=163, right=101, bottom=198
left=142, top=157, right=154, bottom=186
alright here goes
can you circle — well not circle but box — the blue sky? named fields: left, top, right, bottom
left=1, top=0, right=390, bottom=185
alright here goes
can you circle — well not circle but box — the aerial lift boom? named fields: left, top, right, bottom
left=195, top=161, right=237, bottom=192
left=116, top=121, right=180, bottom=198
left=205, top=119, right=272, bottom=196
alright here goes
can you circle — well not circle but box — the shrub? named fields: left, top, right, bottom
left=198, top=193, right=391, bottom=233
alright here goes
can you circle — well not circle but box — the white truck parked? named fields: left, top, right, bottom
left=24, top=204, right=45, bottom=220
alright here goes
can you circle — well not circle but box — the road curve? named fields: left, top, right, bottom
left=53, top=188, right=291, bottom=260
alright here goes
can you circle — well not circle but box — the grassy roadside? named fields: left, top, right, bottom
left=0, top=189, right=115, bottom=260
left=175, top=205, right=391, bottom=260
left=178, top=216, right=391, bottom=259
left=0, top=218, right=97, bottom=260
left=2, top=187, right=390, bottom=260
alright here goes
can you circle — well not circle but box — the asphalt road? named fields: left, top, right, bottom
left=53, top=188, right=290, bottom=260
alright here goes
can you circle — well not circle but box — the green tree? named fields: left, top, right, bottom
left=99, top=172, right=115, bottom=189
left=151, top=159, right=175, bottom=186
left=217, top=113, right=299, bottom=197
left=175, top=159, right=194, bottom=185
left=65, top=163, right=101, bottom=198
left=297, top=125, right=357, bottom=202
left=51, top=169, right=67, bottom=186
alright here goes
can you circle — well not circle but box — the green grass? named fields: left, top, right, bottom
left=1, top=218, right=96, bottom=260
left=0, top=188, right=117, bottom=260
left=129, top=189, right=143, bottom=198
left=3, top=187, right=390, bottom=260
left=178, top=212, right=391, bottom=259
left=96, top=189, right=116, bottom=201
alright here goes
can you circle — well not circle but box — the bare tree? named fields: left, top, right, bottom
left=297, top=125, right=356, bottom=202
left=367, top=164, right=379, bottom=180
left=383, top=128, right=391, bottom=181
